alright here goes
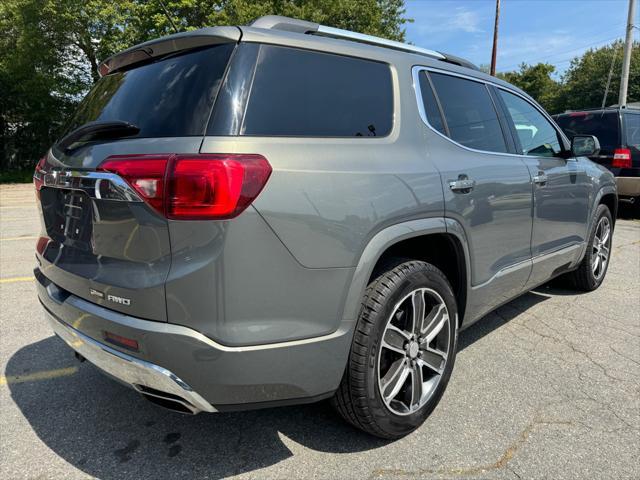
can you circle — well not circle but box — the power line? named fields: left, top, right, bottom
left=158, top=0, right=180, bottom=34
left=498, top=35, right=624, bottom=72
left=602, top=43, right=621, bottom=108
left=496, top=23, right=627, bottom=70
left=499, top=34, right=623, bottom=70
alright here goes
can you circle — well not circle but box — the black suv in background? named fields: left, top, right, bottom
left=555, top=107, right=640, bottom=213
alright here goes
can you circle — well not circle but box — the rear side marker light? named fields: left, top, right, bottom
left=612, top=148, right=631, bottom=168
left=98, top=154, right=272, bottom=220
left=36, top=236, right=50, bottom=255
left=103, top=331, right=139, bottom=351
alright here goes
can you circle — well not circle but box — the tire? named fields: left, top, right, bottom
left=332, top=260, right=458, bottom=439
left=565, top=204, right=613, bottom=291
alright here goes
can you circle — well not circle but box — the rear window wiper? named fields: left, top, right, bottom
left=57, top=121, right=140, bottom=152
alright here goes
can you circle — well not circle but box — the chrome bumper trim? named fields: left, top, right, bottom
left=45, top=311, right=216, bottom=414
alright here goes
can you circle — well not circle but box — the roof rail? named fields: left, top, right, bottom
left=249, top=15, right=479, bottom=70
left=314, top=25, right=445, bottom=60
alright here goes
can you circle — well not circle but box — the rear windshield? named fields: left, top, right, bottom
left=554, top=111, right=620, bottom=149
left=62, top=44, right=235, bottom=138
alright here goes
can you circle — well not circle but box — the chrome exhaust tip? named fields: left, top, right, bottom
left=136, top=384, right=201, bottom=414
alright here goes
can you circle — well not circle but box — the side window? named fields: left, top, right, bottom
left=417, top=72, right=447, bottom=135
left=624, top=114, right=640, bottom=148
left=241, top=45, right=393, bottom=137
left=498, top=90, right=562, bottom=157
left=428, top=72, right=507, bottom=153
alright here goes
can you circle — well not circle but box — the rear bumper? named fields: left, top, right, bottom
left=45, top=310, right=216, bottom=414
left=36, top=268, right=352, bottom=410
left=616, top=176, right=640, bottom=198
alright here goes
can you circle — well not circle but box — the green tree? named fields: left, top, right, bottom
left=498, top=41, right=640, bottom=115
left=497, top=63, right=562, bottom=113
left=0, top=0, right=87, bottom=172
left=1, top=0, right=411, bottom=172
left=560, top=41, right=639, bottom=111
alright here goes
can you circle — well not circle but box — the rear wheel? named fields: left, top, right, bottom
left=332, top=260, right=458, bottom=439
left=565, top=204, right=613, bottom=291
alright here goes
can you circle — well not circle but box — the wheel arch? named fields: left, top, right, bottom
left=340, top=218, right=470, bottom=327
left=598, top=190, right=618, bottom=224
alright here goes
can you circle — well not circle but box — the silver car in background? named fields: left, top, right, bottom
left=34, top=16, right=617, bottom=438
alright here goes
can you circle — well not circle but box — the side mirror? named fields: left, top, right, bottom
left=571, top=135, right=600, bottom=157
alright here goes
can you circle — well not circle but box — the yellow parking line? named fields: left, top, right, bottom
left=0, top=276, right=35, bottom=284
left=0, top=366, right=79, bottom=386
left=0, top=236, right=38, bottom=242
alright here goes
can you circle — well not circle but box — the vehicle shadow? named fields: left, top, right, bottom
left=7, top=288, right=557, bottom=479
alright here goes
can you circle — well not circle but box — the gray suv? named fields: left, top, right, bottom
left=34, top=16, right=617, bottom=438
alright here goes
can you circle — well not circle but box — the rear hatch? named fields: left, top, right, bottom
left=35, top=39, right=236, bottom=321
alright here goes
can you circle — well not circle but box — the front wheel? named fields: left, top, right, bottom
left=332, top=260, right=458, bottom=439
left=565, top=204, right=613, bottom=291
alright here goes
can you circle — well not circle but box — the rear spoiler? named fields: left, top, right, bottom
left=98, top=26, right=241, bottom=76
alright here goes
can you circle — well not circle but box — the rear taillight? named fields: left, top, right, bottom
left=612, top=148, right=632, bottom=168
left=98, top=154, right=272, bottom=220
left=98, top=155, right=168, bottom=213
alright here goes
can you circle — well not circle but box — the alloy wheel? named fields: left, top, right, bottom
left=591, top=216, right=611, bottom=280
left=377, top=288, right=451, bottom=416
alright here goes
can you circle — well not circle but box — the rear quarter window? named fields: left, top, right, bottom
left=240, top=45, right=393, bottom=137
left=63, top=44, right=235, bottom=138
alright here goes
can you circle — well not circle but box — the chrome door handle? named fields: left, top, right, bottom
left=532, top=172, right=548, bottom=186
left=449, top=177, right=475, bottom=193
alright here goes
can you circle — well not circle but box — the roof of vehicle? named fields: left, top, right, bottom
left=99, top=15, right=482, bottom=75
left=97, top=15, right=534, bottom=105
left=555, top=105, right=640, bottom=117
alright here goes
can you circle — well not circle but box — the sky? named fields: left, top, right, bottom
left=404, top=0, right=638, bottom=75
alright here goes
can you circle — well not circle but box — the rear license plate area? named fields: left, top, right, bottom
left=42, top=188, right=93, bottom=249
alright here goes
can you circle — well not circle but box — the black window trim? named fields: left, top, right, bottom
left=232, top=43, right=396, bottom=139
left=493, top=85, right=571, bottom=158
left=486, top=83, right=518, bottom=154
left=412, top=65, right=571, bottom=158
left=419, top=71, right=450, bottom=137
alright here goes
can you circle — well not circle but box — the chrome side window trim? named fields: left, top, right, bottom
left=411, top=65, right=570, bottom=158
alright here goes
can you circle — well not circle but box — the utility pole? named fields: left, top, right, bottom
left=490, top=0, right=501, bottom=76
left=618, top=0, right=637, bottom=107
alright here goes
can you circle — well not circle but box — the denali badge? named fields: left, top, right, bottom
left=89, top=289, right=104, bottom=299
left=107, top=294, right=131, bottom=306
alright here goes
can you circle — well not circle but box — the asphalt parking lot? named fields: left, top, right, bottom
left=1, top=182, right=639, bottom=480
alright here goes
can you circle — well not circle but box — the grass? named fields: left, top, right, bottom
left=0, top=169, right=33, bottom=184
